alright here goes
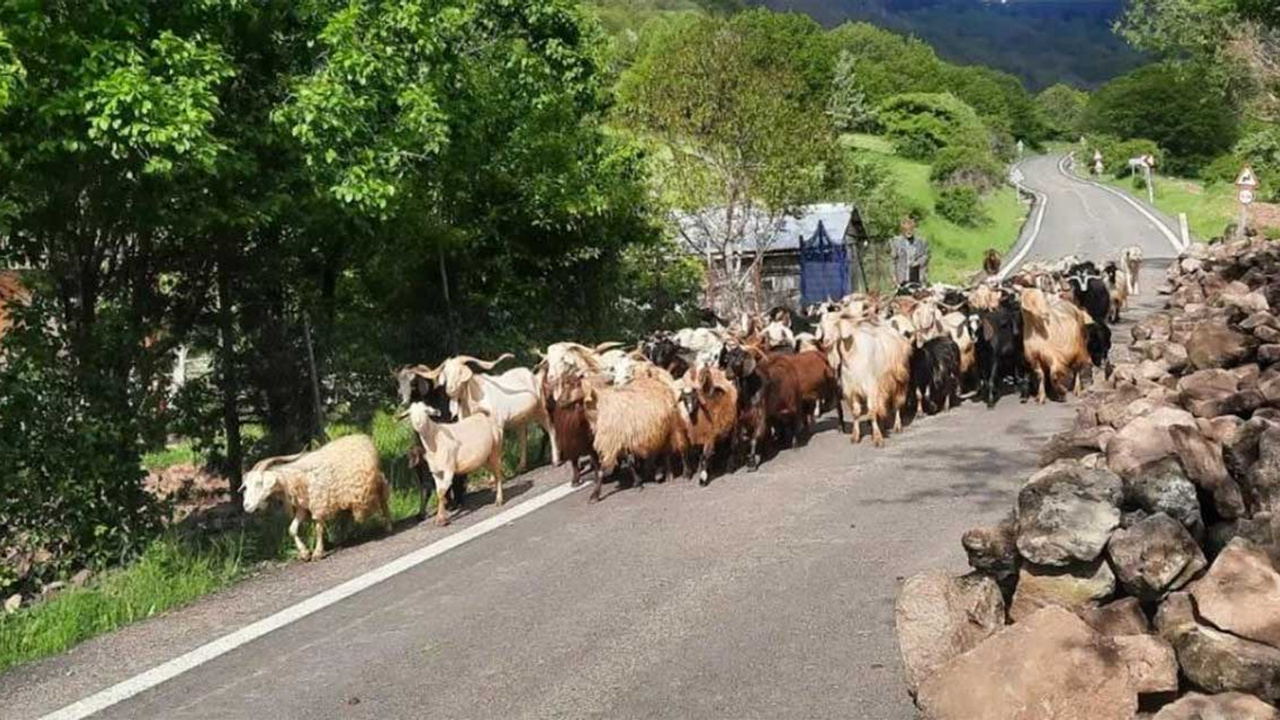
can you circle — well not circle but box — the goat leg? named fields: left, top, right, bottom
left=312, top=520, right=326, bottom=561
left=289, top=514, right=311, bottom=561
left=698, top=447, right=711, bottom=486
left=570, top=458, right=583, bottom=487
left=517, top=425, right=529, bottom=473
left=872, top=415, right=885, bottom=448
left=589, top=461, right=605, bottom=503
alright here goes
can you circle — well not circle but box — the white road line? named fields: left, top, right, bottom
left=996, top=159, right=1048, bottom=280
left=1055, top=153, right=1187, bottom=254
left=41, top=480, right=587, bottom=720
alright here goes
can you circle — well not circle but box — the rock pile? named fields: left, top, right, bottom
left=896, top=237, right=1280, bottom=718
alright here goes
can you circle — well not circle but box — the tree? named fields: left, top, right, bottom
left=1037, top=84, right=1090, bottom=140
left=827, top=50, right=873, bottom=133
left=1084, top=62, right=1241, bottom=174
left=617, top=15, right=837, bottom=314
left=876, top=93, right=989, bottom=162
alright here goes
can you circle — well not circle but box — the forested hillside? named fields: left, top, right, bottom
left=750, top=0, right=1142, bottom=89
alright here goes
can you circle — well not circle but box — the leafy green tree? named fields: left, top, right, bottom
left=827, top=51, right=873, bottom=133
left=1037, top=84, right=1090, bottom=140
left=1084, top=62, right=1241, bottom=174
left=617, top=14, right=837, bottom=313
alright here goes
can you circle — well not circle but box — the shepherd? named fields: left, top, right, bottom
left=890, top=217, right=931, bottom=288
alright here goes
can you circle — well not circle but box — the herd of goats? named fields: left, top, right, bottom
left=239, top=246, right=1146, bottom=561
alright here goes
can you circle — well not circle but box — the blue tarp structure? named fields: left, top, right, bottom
left=800, top=220, right=849, bottom=305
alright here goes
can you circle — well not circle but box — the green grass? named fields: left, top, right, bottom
left=1100, top=173, right=1238, bottom=241
left=845, top=134, right=1026, bottom=286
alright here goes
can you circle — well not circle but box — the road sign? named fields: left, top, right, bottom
left=1237, top=166, right=1259, bottom=188
left=1240, top=188, right=1255, bottom=205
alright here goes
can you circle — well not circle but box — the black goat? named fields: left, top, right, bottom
left=1066, top=261, right=1111, bottom=326
left=910, top=336, right=962, bottom=415
left=1086, top=321, right=1113, bottom=376
left=975, top=300, right=1028, bottom=408
left=642, top=332, right=689, bottom=378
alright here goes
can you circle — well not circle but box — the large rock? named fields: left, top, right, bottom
left=1261, top=345, right=1280, bottom=366
left=1039, top=426, right=1115, bottom=467
left=1227, top=418, right=1277, bottom=481
left=1077, top=597, right=1149, bottom=637
left=1247, top=425, right=1280, bottom=515
left=1187, top=324, right=1256, bottom=370
left=1242, top=312, right=1280, bottom=332
left=1153, top=692, right=1280, bottom=720
left=916, top=607, right=1137, bottom=720
left=1009, top=560, right=1116, bottom=622
left=1190, top=539, right=1280, bottom=650
left=1016, top=462, right=1123, bottom=567
left=1179, top=369, right=1239, bottom=403
left=1114, top=633, right=1178, bottom=695
left=1170, top=425, right=1246, bottom=520
left=961, top=517, right=1018, bottom=581
left=895, top=572, right=1006, bottom=695
left=1158, top=593, right=1280, bottom=701
left=1107, top=407, right=1197, bottom=479
left=1206, top=515, right=1275, bottom=560
left=1123, top=456, right=1203, bottom=534
left=1106, top=513, right=1207, bottom=601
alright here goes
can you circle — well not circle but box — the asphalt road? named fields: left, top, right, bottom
left=3, top=155, right=1181, bottom=720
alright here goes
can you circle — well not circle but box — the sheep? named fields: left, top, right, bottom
left=1019, top=287, right=1093, bottom=404
left=242, top=434, right=391, bottom=561
left=406, top=402, right=504, bottom=525
left=828, top=312, right=912, bottom=447
left=676, top=365, right=739, bottom=486
left=583, top=377, right=689, bottom=501
left=420, top=353, right=556, bottom=471
left=1120, top=245, right=1144, bottom=295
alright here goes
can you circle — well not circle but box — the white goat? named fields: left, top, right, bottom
left=1120, top=245, right=1143, bottom=295
left=406, top=402, right=504, bottom=526
left=419, top=353, right=556, bottom=471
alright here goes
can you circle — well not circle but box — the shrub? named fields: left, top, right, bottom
left=0, top=299, right=160, bottom=594
left=876, top=92, right=989, bottom=162
left=930, top=145, right=1005, bottom=192
left=935, top=185, right=987, bottom=228
left=1082, top=135, right=1161, bottom=179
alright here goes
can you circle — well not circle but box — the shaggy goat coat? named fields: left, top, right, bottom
left=1019, top=288, right=1092, bottom=403
left=586, top=377, right=688, bottom=499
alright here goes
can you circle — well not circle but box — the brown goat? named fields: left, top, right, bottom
left=542, top=373, right=603, bottom=488
left=767, top=349, right=839, bottom=434
left=1019, top=288, right=1092, bottom=404
left=677, top=366, right=739, bottom=486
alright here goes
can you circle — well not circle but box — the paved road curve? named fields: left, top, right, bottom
left=3, top=156, right=1180, bottom=720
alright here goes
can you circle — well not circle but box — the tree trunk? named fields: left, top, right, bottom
left=216, top=250, right=244, bottom=498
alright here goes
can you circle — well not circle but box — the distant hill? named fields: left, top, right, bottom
left=749, top=0, right=1142, bottom=89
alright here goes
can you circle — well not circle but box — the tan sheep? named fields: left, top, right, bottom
left=583, top=376, right=688, bottom=502
left=242, top=434, right=391, bottom=561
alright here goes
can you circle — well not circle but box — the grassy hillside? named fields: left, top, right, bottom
left=1102, top=174, right=1238, bottom=241
left=845, top=134, right=1025, bottom=285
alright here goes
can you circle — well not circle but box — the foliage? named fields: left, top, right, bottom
left=827, top=50, right=873, bottom=133
left=1084, top=63, right=1241, bottom=174
left=617, top=12, right=837, bottom=312
left=1232, top=126, right=1280, bottom=201
left=831, top=150, right=921, bottom=240
left=929, top=145, right=1004, bottom=193
left=876, top=92, right=989, bottom=162
left=0, top=300, right=160, bottom=594
left=1083, top=134, right=1163, bottom=178
left=934, top=185, right=987, bottom=228
left=1037, top=84, right=1090, bottom=140
left=940, top=64, right=1045, bottom=145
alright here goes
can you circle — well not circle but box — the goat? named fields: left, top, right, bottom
left=1066, top=261, right=1111, bottom=326
left=1120, top=245, right=1144, bottom=295
left=407, top=402, right=504, bottom=526
left=542, top=372, right=602, bottom=488
left=828, top=312, right=912, bottom=447
left=1019, top=288, right=1092, bottom=404
left=910, top=336, right=962, bottom=415
left=975, top=301, right=1028, bottom=408
left=1102, top=261, right=1129, bottom=324
left=242, top=434, right=391, bottom=561
left=407, top=438, right=465, bottom=520
left=769, top=348, right=840, bottom=433
left=583, top=377, right=688, bottom=501
left=676, top=365, right=739, bottom=486
left=642, top=331, right=689, bottom=378
left=720, top=343, right=770, bottom=470
left=419, top=353, right=556, bottom=471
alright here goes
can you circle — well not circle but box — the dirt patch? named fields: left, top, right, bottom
left=145, top=464, right=241, bottom=532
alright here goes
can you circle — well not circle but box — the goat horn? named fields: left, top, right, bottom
left=411, top=363, right=444, bottom=380
left=457, top=352, right=514, bottom=371
left=593, top=341, right=624, bottom=353
left=250, top=449, right=309, bottom=473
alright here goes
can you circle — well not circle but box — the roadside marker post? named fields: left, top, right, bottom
left=1237, top=165, right=1259, bottom=239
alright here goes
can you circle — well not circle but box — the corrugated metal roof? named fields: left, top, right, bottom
left=675, top=203, right=855, bottom=255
